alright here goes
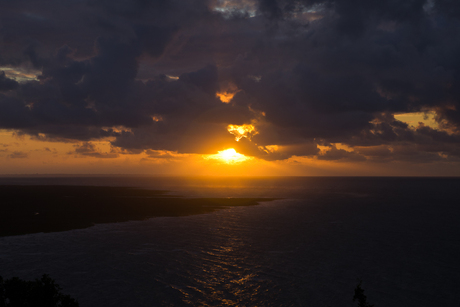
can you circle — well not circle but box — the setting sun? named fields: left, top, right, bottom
left=205, top=148, right=250, bottom=164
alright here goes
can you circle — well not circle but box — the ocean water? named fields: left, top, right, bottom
left=0, top=177, right=459, bottom=306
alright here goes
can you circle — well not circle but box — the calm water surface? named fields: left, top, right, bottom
left=1, top=177, right=459, bottom=306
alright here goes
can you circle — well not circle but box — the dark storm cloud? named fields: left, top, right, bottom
left=1, top=0, right=460, bottom=162
left=0, top=72, right=18, bottom=91
left=72, top=142, right=118, bottom=158
left=317, top=146, right=366, bottom=162
left=225, top=0, right=460, bottom=161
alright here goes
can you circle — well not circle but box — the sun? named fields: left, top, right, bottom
left=205, top=148, right=250, bottom=164
left=218, top=148, right=243, bottom=163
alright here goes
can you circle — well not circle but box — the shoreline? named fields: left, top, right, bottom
left=0, top=185, right=277, bottom=237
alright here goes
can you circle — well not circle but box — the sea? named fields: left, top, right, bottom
left=0, top=176, right=459, bottom=306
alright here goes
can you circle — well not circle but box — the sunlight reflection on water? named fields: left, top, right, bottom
left=1, top=178, right=460, bottom=306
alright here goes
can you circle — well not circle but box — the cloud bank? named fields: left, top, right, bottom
left=1, top=0, right=460, bottom=163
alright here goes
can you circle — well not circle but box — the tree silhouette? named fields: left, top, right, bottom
left=353, top=280, right=374, bottom=307
left=0, top=274, right=78, bottom=307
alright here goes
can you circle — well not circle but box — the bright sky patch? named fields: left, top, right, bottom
left=394, top=112, right=438, bottom=129
left=1, top=67, right=40, bottom=82
left=216, top=91, right=237, bottom=103
left=211, top=0, right=257, bottom=17
left=227, top=124, right=256, bottom=141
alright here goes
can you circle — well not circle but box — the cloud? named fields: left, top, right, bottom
left=0, top=72, right=19, bottom=91
left=144, top=149, right=177, bottom=160
left=0, top=0, right=460, bottom=163
left=317, top=146, right=366, bottom=162
left=72, top=142, right=118, bottom=158
left=8, top=151, right=28, bottom=159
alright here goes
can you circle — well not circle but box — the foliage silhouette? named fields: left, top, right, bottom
left=0, top=274, right=78, bottom=307
left=353, top=280, right=374, bottom=307
left=0, top=274, right=372, bottom=306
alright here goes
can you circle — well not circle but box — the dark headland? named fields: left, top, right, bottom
left=0, top=185, right=276, bottom=237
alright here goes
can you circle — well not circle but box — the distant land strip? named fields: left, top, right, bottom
left=0, top=185, right=277, bottom=237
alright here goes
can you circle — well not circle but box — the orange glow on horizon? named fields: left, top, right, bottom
left=2, top=129, right=460, bottom=176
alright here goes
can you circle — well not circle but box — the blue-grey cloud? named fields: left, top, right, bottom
left=1, top=0, right=460, bottom=162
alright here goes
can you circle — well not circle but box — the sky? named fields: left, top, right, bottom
left=1, top=0, right=460, bottom=176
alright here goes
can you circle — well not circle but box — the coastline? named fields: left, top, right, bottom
left=0, top=185, right=276, bottom=237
